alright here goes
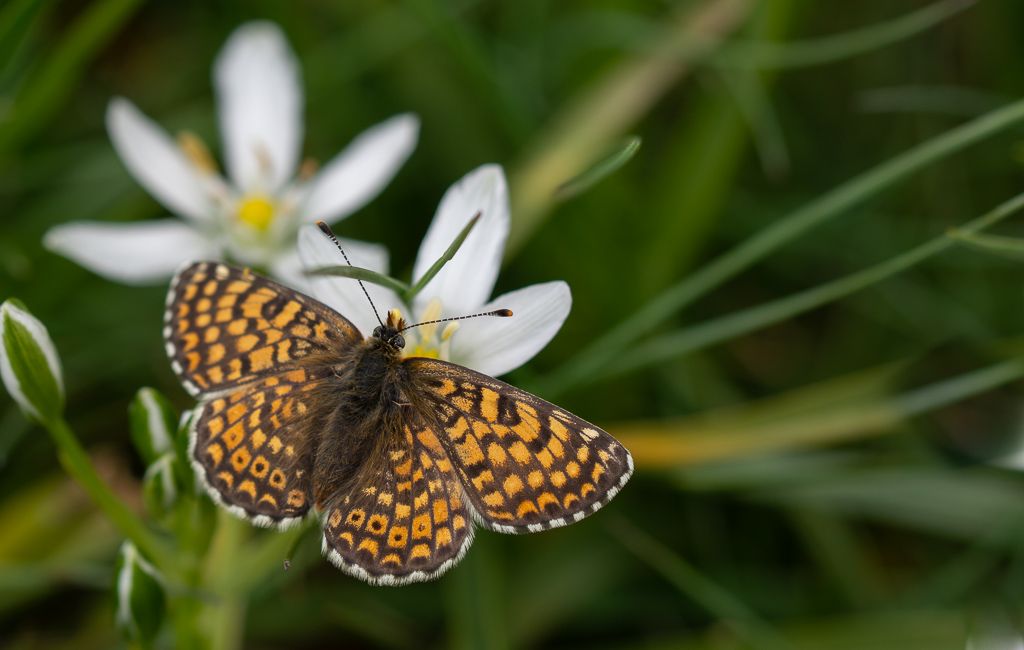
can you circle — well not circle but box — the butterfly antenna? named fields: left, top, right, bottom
left=399, top=309, right=513, bottom=333
left=316, top=221, right=384, bottom=328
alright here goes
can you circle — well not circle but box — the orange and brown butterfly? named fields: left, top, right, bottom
left=163, top=260, right=632, bottom=585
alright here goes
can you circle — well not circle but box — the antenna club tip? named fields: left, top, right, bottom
left=494, top=309, right=513, bottom=317
left=316, top=221, right=332, bottom=235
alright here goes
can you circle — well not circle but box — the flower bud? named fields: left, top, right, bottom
left=142, top=453, right=178, bottom=518
left=0, top=299, right=64, bottom=424
left=128, top=388, right=177, bottom=466
left=113, top=541, right=165, bottom=647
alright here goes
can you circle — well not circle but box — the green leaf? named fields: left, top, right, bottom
left=113, top=541, right=165, bottom=649
left=554, top=136, right=641, bottom=201
left=128, top=387, right=178, bottom=466
left=305, top=264, right=411, bottom=296
left=404, top=212, right=480, bottom=304
left=0, top=299, right=64, bottom=424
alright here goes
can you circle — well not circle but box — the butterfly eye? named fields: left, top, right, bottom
left=394, top=334, right=405, bottom=349
left=372, top=326, right=382, bottom=339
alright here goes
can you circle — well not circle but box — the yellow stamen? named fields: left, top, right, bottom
left=440, top=322, right=460, bottom=341
left=417, top=298, right=444, bottom=343
left=177, top=131, right=218, bottom=174
left=299, top=158, right=320, bottom=180
left=237, top=196, right=275, bottom=230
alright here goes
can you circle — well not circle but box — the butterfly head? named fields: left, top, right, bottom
left=372, top=310, right=407, bottom=351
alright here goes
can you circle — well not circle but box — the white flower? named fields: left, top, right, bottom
left=43, top=21, right=418, bottom=286
left=299, top=164, right=572, bottom=377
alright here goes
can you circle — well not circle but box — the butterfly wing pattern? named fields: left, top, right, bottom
left=164, top=261, right=360, bottom=396
left=165, top=261, right=633, bottom=585
left=320, top=410, right=476, bottom=585
left=187, top=367, right=324, bottom=527
left=165, top=262, right=359, bottom=527
left=405, top=359, right=633, bottom=533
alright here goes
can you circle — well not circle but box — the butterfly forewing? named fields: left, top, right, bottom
left=321, top=411, right=474, bottom=585
left=191, top=365, right=328, bottom=527
left=405, top=358, right=634, bottom=533
left=164, top=262, right=362, bottom=396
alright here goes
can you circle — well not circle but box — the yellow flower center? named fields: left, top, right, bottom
left=411, top=345, right=439, bottom=359
left=237, top=196, right=275, bottom=230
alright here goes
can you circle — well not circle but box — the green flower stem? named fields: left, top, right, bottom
left=209, top=596, right=246, bottom=650
left=199, top=517, right=309, bottom=650
left=605, top=190, right=1024, bottom=378
left=537, top=95, right=1024, bottom=397
left=45, top=416, right=172, bottom=569
left=201, top=513, right=250, bottom=650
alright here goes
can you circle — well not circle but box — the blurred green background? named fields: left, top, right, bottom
left=6, top=0, right=1024, bottom=647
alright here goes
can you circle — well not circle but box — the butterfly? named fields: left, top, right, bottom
left=163, top=260, right=632, bottom=585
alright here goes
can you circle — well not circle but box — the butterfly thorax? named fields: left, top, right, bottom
left=311, top=326, right=411, bottom=509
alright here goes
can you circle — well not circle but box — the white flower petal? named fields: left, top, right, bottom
left=215, top=21, right=303, bottom=192
left=302, top=113, right=420, bottom=224
left=297, top=224, right=397, bottom=335
left=268, top=245, right=313, bottom=293
left=412, top=164, right=509, bottom=316
left=44, top=220, right=218, bottom=285
left=449, top=281, right=571, bottom=377
left=107, top=98, right=215, bottom=224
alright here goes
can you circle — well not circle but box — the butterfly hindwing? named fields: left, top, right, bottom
left=404, top=358, right=634, bottom=533
left=164, top=262, right=362, bottom=396
left=190, top=364, right=330, bottom=528
left=321, top=411, right=474, bottom=585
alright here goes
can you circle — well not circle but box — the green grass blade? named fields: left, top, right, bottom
left=536, top=97, right=1024, bottom=397
left=638, top=0, right=798, bottom=299
left=719, top=67, right=788, bottom=179
left=608, top=515, right=796, bottom=650
left=947, top=228, right=1024, bottom=260
left=554, top=136, right=641, bottom=201
left=0, top=0, right=145, bottom=160
left=507, top=0, right=751, bottom=255
left=604, top=192, right=1024, bottom=379
left=718, top=0, right=977, bottom=69
left=615, top=355, right=1024, bottom=468
left=0, top=0, right=50, bottom=74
